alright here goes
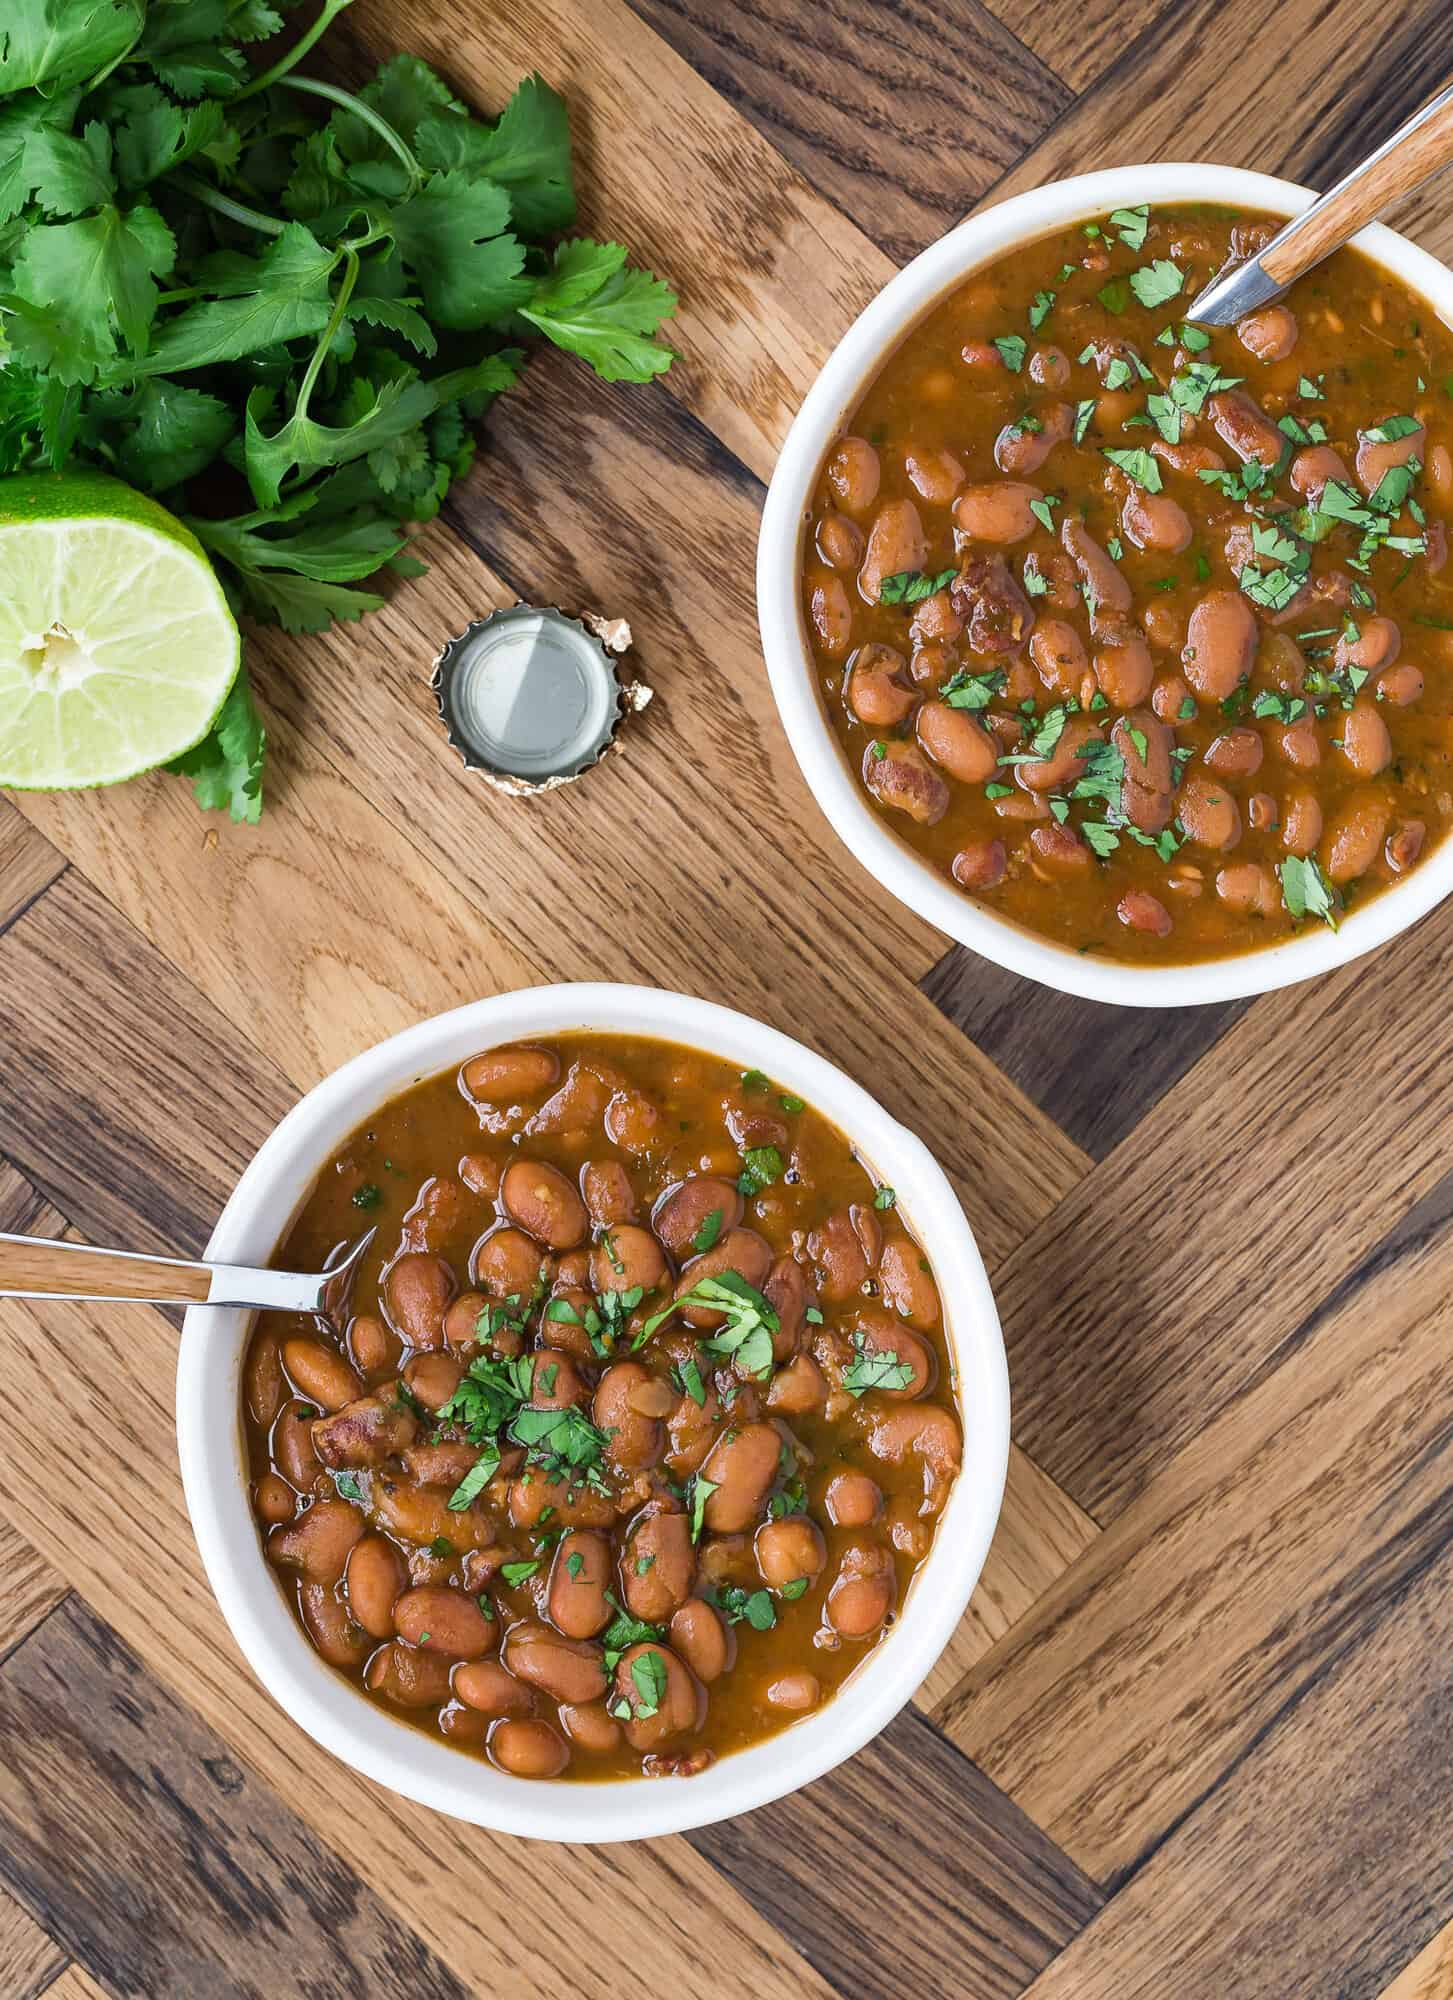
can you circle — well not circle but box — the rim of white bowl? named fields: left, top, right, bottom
left=758, top=163, right=1453, bottom=1007
left=176, top=983, right=1009, bottom=1843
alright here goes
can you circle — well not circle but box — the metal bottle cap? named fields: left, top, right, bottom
left=430, top=604, right=650, bottom=795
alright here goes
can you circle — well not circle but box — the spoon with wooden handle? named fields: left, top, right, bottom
left=1186, top=77, right=1453, bottom=325
left=0, top=1227, right=375, bottom=1321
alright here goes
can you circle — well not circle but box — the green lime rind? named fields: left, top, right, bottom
left=0, top=471, right=241, bottom=793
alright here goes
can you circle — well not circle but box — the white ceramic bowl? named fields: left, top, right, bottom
left=177, top=983, right=1008, bottom=1842
left=758, top=164, right=1453, bottom=1006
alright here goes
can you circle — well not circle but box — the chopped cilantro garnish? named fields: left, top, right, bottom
left=1129, top=259, right=1184, bottom=308
left=1103, top=447, right=1162, bottom=492
left=1279, top=855, right=1338, bottom=929
left=842, top=1332, right=915, bottom=1397
left=500, top=1559, right=541, bottom=1587
left=993, top=333, right=1027, bottom=372
left=692, top=1208, right=724, bottom=1254
left=351, top=1184, right=382, bottom=1211
left=1109, top=204, right=1150, bottom=251
left=879, top=567, right=957, bottom=605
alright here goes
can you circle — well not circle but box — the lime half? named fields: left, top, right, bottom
left=0, top=472, right=240, bottom=792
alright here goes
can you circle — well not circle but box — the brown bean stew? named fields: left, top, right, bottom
left=245, top=1035, right=960, bottom=1782
left=802, top=202, right=1453, bottom=964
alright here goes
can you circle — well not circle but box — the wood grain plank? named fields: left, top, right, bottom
left=1004, top=0, right=1171, bottom=91
left=627, top=0, right=1070, bottom=263
left=1383, top=1920, right=1453, bottom=2000
left=916, top=1444, right=1098, bottom=1715
left=0, top=1517, right=66, bottom=1667
left=342, top=0, right=894, bottom=485
left=944, top=1162, right=1453, bottom=1878
left=33, top=1968, right=111, bottom=2000
left=0, top=801, right=64, bottom=941
left=922, top=949, right=1250, bottom=1159
left=0, top=1271, right=845, bottom=2000
left=0, top=1599, right=479, bottom=2000
left=0, top=875, right=294, bottom=1256
left=1015, top=1521, right=1453, bottom=2000
left=691, top=1707, right=1102, bottom=2000
left=995, top=898, right=1453, bottom=1518
left=0, top=1880, right=65, bottom=2000
left=983, top=0, right=1453, bottom=209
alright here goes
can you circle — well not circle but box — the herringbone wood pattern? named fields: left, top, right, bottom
left=1, top=4, right=1451, bottom=1996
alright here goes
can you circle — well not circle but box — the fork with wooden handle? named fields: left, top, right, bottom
left=0, top=1227, right=375, bottom=1320
left=1187, top=77, right=1453, bottom=325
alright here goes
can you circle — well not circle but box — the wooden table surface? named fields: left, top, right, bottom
left=3, top=3, right=1453, bottom=1997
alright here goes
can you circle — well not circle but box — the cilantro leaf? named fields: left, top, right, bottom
left=387, top=171, right=533, bottom=331
left=415, top=72, right=576, bottom=238
left=1278, top=855, right=1338, bottom=929
left=1129, top=259, right=1184, bottom=308
left=131, top=223, right=335, bottom=378
left=879, top=566, right=955, bottom=605
left=91, top=376, right=234, bottom=490
left=10, top=200, right=174, bottom=381
left=25, top=120, right=115, bottom=216
left=167, top=669, right=265, bottom=824
left=521, top=237, right=677, bottom=383
left=0, top=0, right=143, bottom=95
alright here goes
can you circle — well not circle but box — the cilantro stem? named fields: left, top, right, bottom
left=291, top=246, right=361, bottom=428
left=234, top=0, right=359, bottom=100
left=273, top=75, right=423, bottom=190
left=172, top=172, right=286, bottom=238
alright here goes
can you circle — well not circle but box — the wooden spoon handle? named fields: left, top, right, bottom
left=1261, top=81, right=1453, bottom=284
left=0, top=1232, right=212, bottom=1304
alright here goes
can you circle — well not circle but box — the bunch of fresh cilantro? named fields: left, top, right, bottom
left=0, top=0, right=677, bottom=820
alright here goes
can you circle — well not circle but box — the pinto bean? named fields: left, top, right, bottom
left=877, top=1238, right=941, bottom=1329
left=675, top=1227, right=772, bottom=1328
left=500, top=1159, right=589, bottom=1251
left=905, top=446, right=966, bottom=504
left=503, top=1621, right=607, bottom=1704
left=764, top=1254, right=810, bottom=1360
left=299, top=1583, right=372, bottom=1669
left=1019, top=714, right=1102, bottom=793
left=401, top=1351, right=464, bottom=1415
left=591, top=1222, right=670, bottom=1303
left=1339, top=699, right=1392, bottom=777
left=394, top=1585, right=496, bottom=1659
left=1337, top=615, right=1400, bottom=672
left=808, top=1207, right=869, bottom=1302
left=1209, top=388, right=1284, bottom=465
left=862, top=740, right=951, bottom=825
left=1215, top=862, right=1279, bottom=917
left=825, top=1471, right=883, bottom=1527
left=383, top=1254, right=455, bottom=1351
left=995, top=401, right=1071, bottom=475
left=1121, top=487, right=1192, bottom=553
left=847, top=645, right=917, bottom=727
left=546, top=1530, right=612, bottom=1639
left=579, top=1160, right=638, bottom=1229
left=1377, top=662, right=1424, bottom=706
left=766, top=1673, right=820, bottom=1711
left=867, top=1403, right=963, bottom=1514
left=815, top=511, right=865, bottom=571
left=858, top=498, right=926, bottom=603
left=669, top=1599, right=733, bottom=1683
left=1114, top=709, right=1173, bottom=834
left=245, top=1333, right=285, bottom=1428
left=472, top=1226, right=548, bottom=1300
left=1093, top=626, right=1155, bottom=708
left=439, top=1291, right=487, bottom=1354
left=255, top=1472, right=295, bottom=1526
left=1356, top=420, right=1425, bottom=497
left=311, top=1390, right=417, bottom=1470
left=1290, top=444, right=1352, bottom=504
left=273, top=1399, right=326, bottom=1494
left=462, top=1045, right=559, bottom=1104
left=953, top=480, right=1043, bottom=545
left=952, top=840, right=1008, bottom=891
left=1028, top=617, right=1088, bottom=699
left=1061, top=517, right=1131, bottom=620
left=491, top=1716, right=570, bottom=1777
left=1387, top=820, right=1426, bottom=873
left=1029, top=822, right=1090, bottom=872
left=558, top=1702, right=622, bottom=1755
left=1177, top=772, right=1241, bottom=850
left=454, top=1659, right=534, bottom=1716
left=1281, top=790, right=1323, bottom=857
left=827, top=1541, right=896, bottom=1638
left=701, top=1422, right=782, bottom=1534
left=653, top=1176, right=744, bottom=1259
left=594, top=1361, right=669, bottom=1470
left=268, top=1499, right=364, bottom=1586
left=348, top=1315, right=399, bottom=1379
left=400, top=1440, right=484, bottom=1488
left=1152, top=674, right=1193, bottom=722
left=345, top=1535, right=405, bottom=1638
left=365, top=1642, right=453, bottom=1709
left=850, top=1306, right=935, bottom=1399
left=951, top=552, right=1036, bottom=652
left=916, top=700, right=998, bottom=782
left=1326, top=795, right=1389, bottom=882
left=372, top=1477, right=500, bottom=1551
left=1182, top=590, right=1257, bottom=700
left=610, top=1643, right=705, bottom=1751
left=808, top=572, right=852, bottom=656
left=767, top=1351, right=828, bottom=1415
left=1204, top=727, right=1263, bottom=777
left=603, top=1087, right=665, bottom=1156
left=1237, top=304, right=1297, bottom=360
left=755, top=1516, right=826, bottom=1589
left=282, top=1338, right=362, bottom=1414
left=1117, top=889, right=1173, bottom=936
left=508, top=1468, right=617, bottom=1532
left=1030, top=344, right=1069, bottom=387
left=1153, top=438, right=1226, bottom=477
left=1276, top=717, right=1322, bottom=768
left=623, top=1508, right=697, bottom=1621
left=826, top=435, right=880, bottom=514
